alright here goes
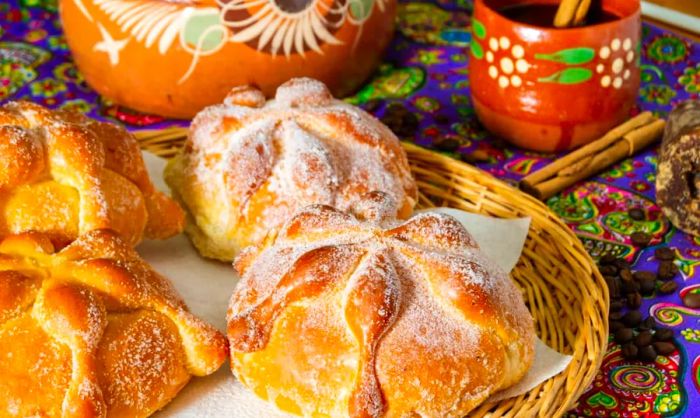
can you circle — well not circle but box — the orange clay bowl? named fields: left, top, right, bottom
left=137, top=129, right=609, bottom=417
left=59, top=0, right=396, bottom=118
left=469, top=0, right=641, bottom=152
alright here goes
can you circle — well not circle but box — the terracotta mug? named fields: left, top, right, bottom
left=59, top=0, right=396, bottom=118
left=469, top=0, right=641, bottom=152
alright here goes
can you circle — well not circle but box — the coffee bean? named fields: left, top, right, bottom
left=626, top=292, right=642, bottom=309
left=609, top=311, right=624, bottom=321
left=634, top=330, right=653, bottom=347
left=600, top=253, right=618, bottom=265
left=628, top=208, right=645, bottom=221
left=630, top=231, right=652, bottom=247
left=653, top=342, right=675, bottom=355
left=619, top=268, right=634, bottom=282
left=633, top=271, right=656, bottom=282
left=654, top=247, right=676, bottom=261
left=621, top=343, right=638, bottom=360
left=639, top=278, right=656, bottom=296
left=433, top=137, right=461, bottom=152
left=622, top=280, right=640, bottom=294
left=658, top=281, right=678, bottom=295
left=460, top=149, right=490, bottom=164
left=653, top=328, right=673, bottom=342
left=610, top=320, right=625, bottom=332
left=639, top=316, right=657, bottom=331
left=614, top=328, right=634, bottom=344
left=363, top=99, right=382, bottom=113
left=600, top=265, right=618, bottom=276
left=682, top=292, right=700, bottom=309
left=610, top=300, right=625, bottom=312
left=613, top=258, right=631, bottom=270
left=622, top=310, right=642, bottom=327
left=637, top=345, right=657, bottom=362
left=605, top=277, right=622, bottom=298
left=658, top=261, right=679, bottom=281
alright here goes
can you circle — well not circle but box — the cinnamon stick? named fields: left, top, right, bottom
left=521, top=117, right=666, bottom=200
left=555, top=0, right=592, bottom=28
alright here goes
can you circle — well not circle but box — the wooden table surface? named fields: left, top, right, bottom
left=643, top=0, right=700, bottom=41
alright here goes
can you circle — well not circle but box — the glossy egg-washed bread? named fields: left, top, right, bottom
left=0, top=230, right=228, bottom=417
left=165, top=78, right=417, bottom=261
left=0, top=101, right=184, bottom=247
left=227, top=193, right=536, bottom=417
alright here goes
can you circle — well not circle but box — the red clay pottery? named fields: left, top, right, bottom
left=469, top=0, right=641, bottom=152
left=59, top=0, right=396, bottom=118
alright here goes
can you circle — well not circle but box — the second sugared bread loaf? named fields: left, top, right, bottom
left=227, top=193, right=535, bottom=417
left=165, top=78, right=417, bottom=261
left=0, top=101, right=184, bottom=247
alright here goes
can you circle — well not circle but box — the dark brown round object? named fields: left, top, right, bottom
left=621, top=343, right=638, bottom=360
left=653, top=328, right=674, bottom=342
left=653, top=342, right=675, bottom=356
left=433, top=137, right=461, bottom=152
left=599, top=265, right=618, bottom=276
left=362, top=99, right=383, bottom=113
left=658, top=261, right=679, bottom=281
left=622, top=310, right=642, bottom=327
left=614, top=328, right=634, bottom=344
left=654, top=247, right=676, bottom=261
left=639, top=278, right=656, bottom=296
left=639, top=316, right=658, bottom=331
left=637, top=345, right=657, bottom=362
left=610, top=300, right=625, bottom=312
left=626, top=292, right=642, bottom=309
left=630, top=231, right=652, bottom=247
left=460, top=149, right=490, bottom=164
left=634, top=330, right=653, bottom=347
left=658, top=281, right=678, bottom=295
left=619, top=268, right=634, bottom=282
left=656, top=101, right=700, bottom=237
left=682, top=292, right=700, bottom=309
left=622, top=280, right=640, bottom=294
left=609, top=311, right=624, bottom=321
left=610, top=321, right=625, bottom=333
left=600, top=253, right=618, bottom=265
left=613, top=258, right=631, bottom=270
left=605, top=277, right=622, bottom=299
left=628, top=208, right=645, bottom=221
left=633, top=271, right=656, bottom=282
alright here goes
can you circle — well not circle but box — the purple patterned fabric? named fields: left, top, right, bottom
left=1, top=0, right=699, bottom=415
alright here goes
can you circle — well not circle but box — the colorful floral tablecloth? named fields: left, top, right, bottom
left=2, top=0, right=700, bottom=416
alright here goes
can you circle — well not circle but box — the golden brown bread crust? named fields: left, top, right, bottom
left=227, top=195, right=535, bottom=417
left=0, top=230, right=228, bottom=417
left=164, top=78, right=418, bottom=261
left=0, top=102, right=184, bottom=247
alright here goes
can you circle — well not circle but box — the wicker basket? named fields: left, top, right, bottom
left=136, top=129, right=609, bottom=418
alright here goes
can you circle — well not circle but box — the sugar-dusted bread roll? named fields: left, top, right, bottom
left=165, top=78, right=418, bottom=261
left=227, top=193, right=535, bottom=417
left=0, top=101, right=184, bottom=247
left=0, top=230, right=227, bottom=417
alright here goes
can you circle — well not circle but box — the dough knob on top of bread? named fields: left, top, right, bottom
left=0, top=101, right=184, bottom=247
left=227, top=194, right=535, bottom=417
left=165, top=78, right=418, bottom=261
left=0, top=229, right=227, bottom=417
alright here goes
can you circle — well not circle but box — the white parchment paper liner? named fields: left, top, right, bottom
left=140, top=153, right=572, bottom=417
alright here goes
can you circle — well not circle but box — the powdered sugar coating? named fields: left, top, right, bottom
left=0, top=101, right=184, bottom=247
left=228, top=204, right=536, bottom=417
left=0, top=230, right=227, bottom=417
left=165, top=78, right=417, bottom=261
